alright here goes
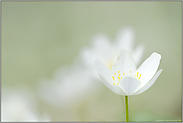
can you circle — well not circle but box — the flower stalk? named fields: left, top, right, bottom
left=125, top=96, right=129, bottom=122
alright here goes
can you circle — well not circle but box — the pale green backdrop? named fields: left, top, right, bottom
left=2, top=1, right=182, bottom=122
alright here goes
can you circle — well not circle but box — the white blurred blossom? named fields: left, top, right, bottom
left=38, top=26, right=144, bottom=108
left=38, top=61, right=101, bottom=107
left=80, top=26, right=144, bottom=75
left=1, top=88, right=51, bottom=122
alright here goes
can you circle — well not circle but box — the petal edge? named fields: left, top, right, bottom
left=133, top=69, right=162, bottom=95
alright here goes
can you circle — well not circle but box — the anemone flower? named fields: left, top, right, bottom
left=38, top=27, right=145, bottom=111
left=93, top=50, right=162, bottom=122
left=38, top=62, right=100, bottom=108
left=80, top=26, right=145, bottom=74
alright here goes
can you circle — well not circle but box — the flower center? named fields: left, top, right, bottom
left=112, top=71, right=142, bottom=86
left=135, top=72, right=142, bottom=79
left=112, top=71, right=124, bottom=86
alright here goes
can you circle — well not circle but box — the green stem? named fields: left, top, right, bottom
left=125, top=96, right=129, bottom=122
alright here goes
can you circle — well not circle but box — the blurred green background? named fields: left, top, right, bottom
left=2, top=1, right=182, bottom=122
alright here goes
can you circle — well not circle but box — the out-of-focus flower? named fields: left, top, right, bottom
left=1, top=88, right=51, bottom=122
left=80, top=27, right=145, bottom=75
left=93, top=50, right=162, bottom=95
left=38, top=27, right=144, bottom=108
left=38, top=61, right=101, bottom=107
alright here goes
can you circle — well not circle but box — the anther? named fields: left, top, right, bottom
left=139, top=74, right=142, bottom=79
left=113, top=83, right=115, bottom=85
left=118, top=71, right=120, bottom=73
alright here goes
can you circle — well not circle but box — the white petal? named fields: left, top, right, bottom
left=93, top=58, right=126, bottom=95
left=79, top=33, right=112, bottom=69
left=90, top=33, right=112, bottom=51
left=99, top=75, right=127, bottom=95
left=131, top=44, right=145, bottom=66
left=119, top=77, right=140, bottom=95
left=115, top=26, right=135, bottom=51
left=111, top=50, right=137, bottom=76
left=136, top=52, right=161, bottom=87
left=133, top=69, right=162, bottom=95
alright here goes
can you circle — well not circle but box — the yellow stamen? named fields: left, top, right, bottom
left=113, top=83, right=115, bottom=85
left=139, top=74, right=142, bottom=79
left=121, top=77, right=122, bottom=79
left=123, top=72, right=125, bottom=76
left=118, top=71, right=120, bottom=73
left=114, top=73, right=116, bottom=75
left=112, top=76, right=114, bottom=78
left=137, top=72, right=139, bottom=77
left=129, top=71, right=131, bottom=73
left=119, top=74, right=121, bottom=76
left=117, top=83, right=119, bottom=86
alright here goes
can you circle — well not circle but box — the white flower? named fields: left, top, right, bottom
left=93, top=50, right=162, bottom=95
left=38, top=26, right=144, bottom=107
left=38, top=61, right=101, bottom=107
left=80, top=26, right=144, bottom=74
left=2, top=88, right=51, bottom=122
